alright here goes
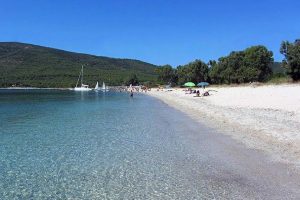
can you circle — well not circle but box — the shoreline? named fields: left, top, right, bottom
left=0, top=86, right=124, bottom=90
left=0, top=87, right=72, bottom=90
left=147, top=84, right=300, bottom=167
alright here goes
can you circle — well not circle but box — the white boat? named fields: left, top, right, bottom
left=74, top=65, right=92, bottom=91
left=95, top=81, right=99, bottom=90
left=101, top=82, right=109, bottom=92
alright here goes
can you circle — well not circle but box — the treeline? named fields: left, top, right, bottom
left=156, top=39, right=300, bottom=85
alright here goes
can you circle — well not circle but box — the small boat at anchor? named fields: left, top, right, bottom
left=95, top=81, right=99, bottom=90
left=101, top=82, right=109, bottom=92
left=74, top=65, right=92, bottom=91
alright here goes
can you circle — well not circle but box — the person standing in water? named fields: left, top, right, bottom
left=130, top=90, right=133, bottom=97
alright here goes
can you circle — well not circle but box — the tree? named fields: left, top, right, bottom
left=280, top=39, right=300, bottom=81
left=124, top=74, right=139, bottom=86
left=189, top=60, right=209, bottom=83
left=177, top=60, right=209, bottom=85
left=177, top=65, right=190, bottom=85
left=155, top=65, right=178, bottom=85
left=209, top=60, right=223, bottom=84
left=208, top=46, right=273, bottom=84
left=243, top=45, right=273, bottom=82
left=223, top=51, right=245, bottom=83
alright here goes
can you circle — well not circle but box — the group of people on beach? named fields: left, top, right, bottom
left=186, top=88, right=209, bottom=97
left=119, top=85, right=151, bottom=97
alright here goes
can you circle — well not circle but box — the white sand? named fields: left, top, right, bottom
left=147, top=84, right=300, bottom=166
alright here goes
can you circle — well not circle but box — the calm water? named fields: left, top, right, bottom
left=0, top=89, right=212, bottom=199
left=1, top=89, right=300, bottom=200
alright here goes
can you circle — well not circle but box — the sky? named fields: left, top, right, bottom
left=0, top=0, right=299, bottom=66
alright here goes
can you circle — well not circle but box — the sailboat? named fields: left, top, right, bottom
left=95, top=81, right=99, bottom=90
left=101, top=82, right=109, bottom=92
left=74, top=65, right=92, bottom=91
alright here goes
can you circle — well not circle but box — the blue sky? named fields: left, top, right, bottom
left=0, top=0, right=299, bottom=66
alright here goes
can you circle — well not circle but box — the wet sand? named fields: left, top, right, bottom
left=148, top=95, right=300, bottom=199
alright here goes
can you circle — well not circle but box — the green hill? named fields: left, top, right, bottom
left=0, top=42, right=158, bottom=88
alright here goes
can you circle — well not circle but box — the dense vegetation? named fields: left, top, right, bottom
left=280, top=39, right=300, bottom=81
left=0, top=42, right=158, bottom=87
left=156, top=43, right=295, bottom=86
left=209, top=46, right=273, bottom=84
left=177, top=60, right=209, bottom=85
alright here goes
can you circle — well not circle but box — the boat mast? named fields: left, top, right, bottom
left=81, top=65, right=83, bottom=86
left=75, top=67, right=81, bottom=88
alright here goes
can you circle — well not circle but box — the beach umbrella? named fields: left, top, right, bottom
left=183, top=82, right=196, bottom=87
left=197, top=82, right=209, bottom=87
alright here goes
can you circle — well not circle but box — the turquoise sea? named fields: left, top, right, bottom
left=1, top=89, right=300, bottom=199
left=0, top=89, right=213, bottom=199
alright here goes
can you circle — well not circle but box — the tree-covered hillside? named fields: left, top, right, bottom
left=0, top=42, right=158, bottom=87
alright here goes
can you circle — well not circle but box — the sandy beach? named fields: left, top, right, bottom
left=147, top=84, right=300, bottom=167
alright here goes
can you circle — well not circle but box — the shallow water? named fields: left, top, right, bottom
left=0, top=89, right=300, bottom=199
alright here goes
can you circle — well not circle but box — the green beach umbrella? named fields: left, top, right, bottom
left=183, top=82, right=196, bottom=87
